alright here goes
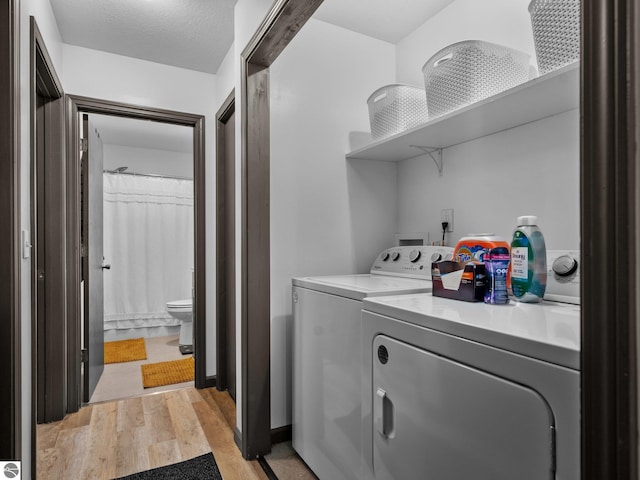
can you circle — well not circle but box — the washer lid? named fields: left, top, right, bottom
left=167, top=299, right=192, bottom=309
left=293, top=274, right=433, bottom=301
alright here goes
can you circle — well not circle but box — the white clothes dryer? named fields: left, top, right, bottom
left=360, top=250, right=581, bottom=480
left=292, top=245, right=453, bottom=480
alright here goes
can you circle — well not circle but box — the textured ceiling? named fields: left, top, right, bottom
left=91, top=114, right=193, bottom=153
left=313, top=0, right=455, bottom=43
left=50, top=0, right=454, bottom=74
left=50, top=0, right=236, bottom=74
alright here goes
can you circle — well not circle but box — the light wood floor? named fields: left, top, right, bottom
left=37, top=387, right=269, bottom=480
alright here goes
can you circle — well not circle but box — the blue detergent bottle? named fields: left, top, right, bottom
left=510, top=215, right=547, bottom=303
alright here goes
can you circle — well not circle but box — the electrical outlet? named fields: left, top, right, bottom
left=441, top=209, right=454, bottom=232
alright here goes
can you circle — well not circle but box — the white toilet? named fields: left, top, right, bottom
left=166, top=299, right=193, bottom=354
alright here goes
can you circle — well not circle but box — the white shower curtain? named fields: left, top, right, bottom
left=103, top=173, right=194, bottom=331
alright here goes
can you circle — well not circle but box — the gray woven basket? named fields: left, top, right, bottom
left=367, top=84, right=428, bottom=140
left=422, top=40, right=531, bottom=119
left=529, top=0, right=580, bottom=75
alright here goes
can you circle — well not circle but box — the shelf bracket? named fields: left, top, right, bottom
left=410, top=145, right=443, bottom=176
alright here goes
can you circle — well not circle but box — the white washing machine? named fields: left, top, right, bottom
left=361, top=250, right=581, bottom=480
left=292, top=245, right=454, bottom=480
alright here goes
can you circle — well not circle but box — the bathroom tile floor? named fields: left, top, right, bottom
left=89, top=334, right=193, bottom=404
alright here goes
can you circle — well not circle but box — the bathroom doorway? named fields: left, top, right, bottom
left=65, top=95, right=207, bottom=412
left=83, top=113, right=197, bottom=403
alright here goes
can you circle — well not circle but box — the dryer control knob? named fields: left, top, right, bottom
left=391, top=252, right=400, bottom=261
left=380, top=252, right=390, bottom=261
left=430, top=252, right=442, bottom=262
left=409, top=250, right=421, bottom=263
left=552, top=255, right=578, bottom=277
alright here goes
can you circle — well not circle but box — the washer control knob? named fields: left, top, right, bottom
left=430, top=252, right=442, bottom=262
left=552, top=255, right=578, bottom=277
left=391, top=251, right=400, bottom=261
left=380, top=252, right=390, bottom=261
left=409, top=250, right=421, bottom=263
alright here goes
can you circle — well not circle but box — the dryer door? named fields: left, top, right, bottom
left=372, top=335, right=555, bottom=480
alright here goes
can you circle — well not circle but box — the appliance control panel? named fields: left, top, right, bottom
left=545, top=250, right=580, bottom=304
left=370, top=246, right=454, bottom=279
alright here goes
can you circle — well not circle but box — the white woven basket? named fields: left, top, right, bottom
left=422, top=40, right=531, bottom=119
left=529, top=0, right=580, bottom=75
left=367, top=84, right=428, bottom=140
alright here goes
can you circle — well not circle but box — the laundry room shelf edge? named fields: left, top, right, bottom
left=346, top=61, right=579, bottom=163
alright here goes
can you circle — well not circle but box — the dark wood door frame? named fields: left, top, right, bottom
left=239, top=0, right=323, bottom=459
left=65, top=95, right=208, bottom=413
left=30, top=16, right=66, bottom=430
left=581, top=0, right=639, bottom=478
left=215, top=89, right=235, bottom=395
left=0, top=0, right=20, bottom=462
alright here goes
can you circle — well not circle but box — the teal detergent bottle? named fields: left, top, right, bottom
left=510, top=215, right=546, bottom=303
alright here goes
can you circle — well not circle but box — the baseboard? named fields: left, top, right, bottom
left=203, top=375, right=217, bottom=388
left=271, top=425, right=292, bottom=445
left=234, top=426, right=242, bottom=452
left=233, top=424, right=292, bottom=459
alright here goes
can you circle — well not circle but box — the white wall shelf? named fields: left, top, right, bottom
left=346, top=62, right=579, bottom=163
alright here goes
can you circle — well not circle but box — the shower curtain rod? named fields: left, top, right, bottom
left=103, top=170, right=193, bottom=181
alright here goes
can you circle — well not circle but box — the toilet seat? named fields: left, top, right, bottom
left=167, top=299, right=192, bottom=311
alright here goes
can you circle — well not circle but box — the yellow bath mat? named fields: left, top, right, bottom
left=141, top=357, right=195, bottom=388
left=104, top=338, right=147, bottom=364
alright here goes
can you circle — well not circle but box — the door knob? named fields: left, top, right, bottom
left=101, top=263, right=111, bottom=270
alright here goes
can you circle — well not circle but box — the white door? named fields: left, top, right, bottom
left=82, top=114, right=105, bottom=402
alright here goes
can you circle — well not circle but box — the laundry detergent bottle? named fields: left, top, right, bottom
left=510, top=215, right=547, bottom=303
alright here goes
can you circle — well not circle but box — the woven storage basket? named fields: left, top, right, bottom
left=367, top=84, right=428, bottom=140
left=422, top=41, right=531, bottom=119
left=529, top=0, right=580, bottom=75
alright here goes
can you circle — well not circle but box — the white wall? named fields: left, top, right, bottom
left=19, top=1, right=64, bottom=476
left=397, top=110, right=580, bottom=249
left=394, top=0, right=579, bottom=250
left=269, top=18, right=396, bottom=428
left=103, top=144, right=193, bottom=178
left=396, top=0, right=537, bottom=87
left=61, top=44, right=218, bottom=376
left=215, top=42, right=235, bottom=113
left=62, top=44, right=217, bottom=114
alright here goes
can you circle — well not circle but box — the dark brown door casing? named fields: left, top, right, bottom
left=31, top=17, right=66, bottom=426
left=0, top=0, right=20, bottom=461
left=216, top=90, right=236, bottom=400
left=239, top=0, right=324, bottom=459
left=581, top=0, right=639, bottom=478
left=225, top=111, right=237, bottom=400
